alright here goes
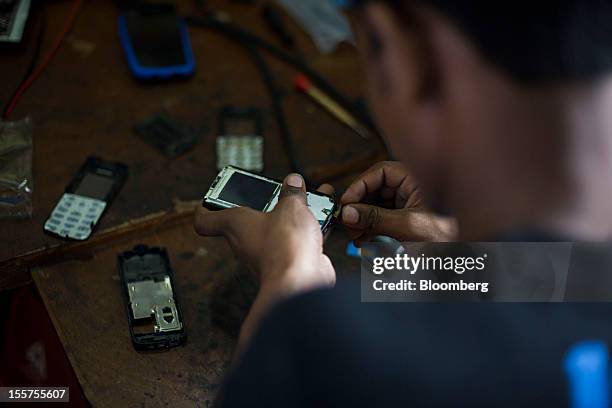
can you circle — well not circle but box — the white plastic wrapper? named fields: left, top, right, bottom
left=276, top=0, right=354, bottom=54
left=0, top=116, right=33, bottom=219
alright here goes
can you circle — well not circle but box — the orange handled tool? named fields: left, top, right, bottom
left=295, top=74, right=372, bottom=139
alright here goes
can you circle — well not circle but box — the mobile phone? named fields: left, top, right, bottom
left=44, top=156, right=128, bottom=240
left=118, top=245, right=186, bottom=351
left=202, top=166, right=337, bottom=234
left=118, top=3, right=195, bottom=80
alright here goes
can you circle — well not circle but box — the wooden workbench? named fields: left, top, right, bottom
left=31, top=218, right=359, bottom=406
left=0, top=0, right=383, bottom=275
left=1, top=0, right=378, bottom=404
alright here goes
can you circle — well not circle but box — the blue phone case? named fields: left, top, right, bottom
left=118, top=14, right=195, bottom=80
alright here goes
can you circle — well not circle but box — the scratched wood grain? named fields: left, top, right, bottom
left=9, top=1, right=368, bottom=403
left=31, top=219, right=359, bottom=407
left=0, top=0, right=384, bottom=265
left=32, top=223, right=245, bottom=407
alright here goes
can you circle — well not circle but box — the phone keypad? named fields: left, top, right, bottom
left=216, top=136, right=263, bottom=172
left=44, top=193, right=107, bottom=240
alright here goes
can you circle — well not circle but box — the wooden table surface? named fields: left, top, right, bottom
left=31, top=219, right=359, bottom=407
left=2, top=0, right=378, bottom=405
left=32, top=223, right=238, bottom=407
left=0, top=0, right=383, bottom=266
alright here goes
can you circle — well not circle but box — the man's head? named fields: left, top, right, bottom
left=353, top=1, right=612, bottom=233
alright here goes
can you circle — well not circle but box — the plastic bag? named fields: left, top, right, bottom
left=276, top=0, right=354, bottom=54
left=0, top=116, right=33, bottom=219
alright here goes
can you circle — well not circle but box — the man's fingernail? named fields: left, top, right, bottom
left=285, top=173, right=303, bottom=188
left=342, top=206, right=359, bottom=224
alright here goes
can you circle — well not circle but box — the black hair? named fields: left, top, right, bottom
left=357, top=0, right=612, bottom=83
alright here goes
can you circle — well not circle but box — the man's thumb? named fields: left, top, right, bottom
left=341, top=204, right=402, bottom=238
left=278, top=173, right=307, bottom=205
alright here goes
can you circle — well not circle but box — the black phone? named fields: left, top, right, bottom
left=118, top=245, right=186, bottom=351
left=44, top=156, right=127, bottom=240
left=202, top=166, right=338, bottom=234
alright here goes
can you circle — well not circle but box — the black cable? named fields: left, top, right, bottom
left=186, top=14, right=380, bottom=186
left=185, top=15, right=376, bottom=132
left=240, top=41, right=313, bottom=186
left=3, top=9, right=46, bottom=119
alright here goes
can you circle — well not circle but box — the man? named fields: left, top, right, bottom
left=195, top=0, right=612, bottom=406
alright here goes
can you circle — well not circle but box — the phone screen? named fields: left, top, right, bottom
left=218, top=172, right=278, bottom=211
left=125, top=11, right=185, bottom=67
left=74, top=172, right=116, bottom=201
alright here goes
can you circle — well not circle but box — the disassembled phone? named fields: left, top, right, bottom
left=203, top=166, right=337, bottom=234
left=133, top=112, right=197, bottom=158
left=118, top=245, right=186, bottom=351
left=44, top=156, right=127, bottom=240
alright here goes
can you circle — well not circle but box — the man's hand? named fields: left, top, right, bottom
left=195, top=173, right=335, bottom=293
left=194, top=173, right=336, bottom=353
left=340, top=161, right=457, bottom=244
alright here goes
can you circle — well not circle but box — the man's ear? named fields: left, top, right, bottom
left=355, top=2, right=447, bottom=205
left=355, top=2, right=442, bottom=170
left=356, top=3, right=434, bottom=106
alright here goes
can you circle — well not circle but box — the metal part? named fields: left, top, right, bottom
left=153, top=304, right=181, bottom=332
left=127, top=277, right=183, bottom=332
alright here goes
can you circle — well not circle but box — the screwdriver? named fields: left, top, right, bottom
left=294, top=74, right=372, bottom=139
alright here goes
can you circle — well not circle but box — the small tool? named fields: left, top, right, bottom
left=294, top=74, right=372, bottom=139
